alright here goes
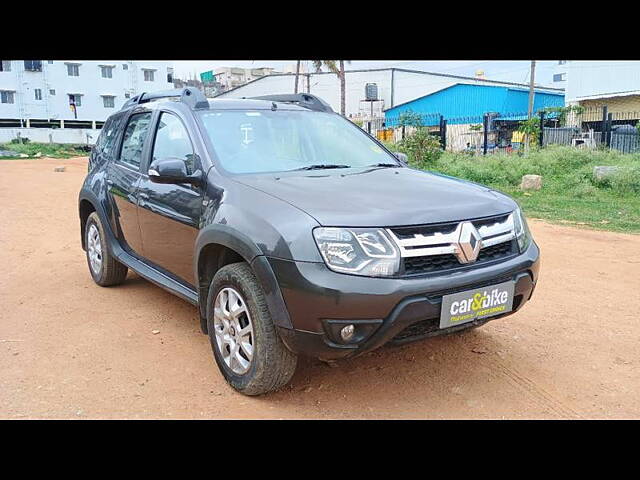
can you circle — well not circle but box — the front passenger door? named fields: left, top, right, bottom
left=137, top=111, right=202, bottom=286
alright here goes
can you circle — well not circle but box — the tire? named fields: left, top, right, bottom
left=85, top=212, right=128, bottom=286
left=207, top=262, right=297, bottom=395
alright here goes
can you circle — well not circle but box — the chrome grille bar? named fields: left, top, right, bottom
left=386, top=213, right=516, bottom=259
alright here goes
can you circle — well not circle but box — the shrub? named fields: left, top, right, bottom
left=397, top=127, right=442, bottom=167
left=608, top=165, right=640, bottom=195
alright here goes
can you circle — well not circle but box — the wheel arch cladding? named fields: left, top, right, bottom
left=195, top=225, right=293, bottom=333
left=79, top=198, right=97, bottom=250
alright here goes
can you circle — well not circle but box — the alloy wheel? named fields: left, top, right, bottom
left=213, top=287, right=254, bottom=374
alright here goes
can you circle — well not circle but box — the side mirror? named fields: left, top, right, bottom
left=148, top=158, right=202, bottom=186
left=393, top=152, right=409, bottom=165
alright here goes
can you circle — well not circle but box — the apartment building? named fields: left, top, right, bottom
left=0, top=60, right=174, bottom=128
left=206, top=67, right=277, bottom=92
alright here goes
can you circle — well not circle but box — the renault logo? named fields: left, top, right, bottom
left=456, top=222, right=482, bottom=263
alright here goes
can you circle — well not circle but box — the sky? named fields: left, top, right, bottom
left=173, top=60, right=563, bottom=87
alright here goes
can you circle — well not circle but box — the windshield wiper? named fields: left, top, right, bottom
left=291, top=164, right=351, bottom=171
left=368, top=162, right=402, bottom=168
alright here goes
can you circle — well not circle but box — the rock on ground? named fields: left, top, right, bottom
left=593, top=166, right=619, bottom=182
left=520, top=174, right=542, bottom=191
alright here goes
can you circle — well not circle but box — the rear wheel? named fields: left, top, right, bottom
left=85, top=212, right=128, bottom=286
left=207, top=262, right=297, bottom=395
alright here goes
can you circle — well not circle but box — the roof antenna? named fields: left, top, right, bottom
left=271, top=102, right=278, bottom=111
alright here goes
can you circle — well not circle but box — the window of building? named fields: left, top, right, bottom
left=553, top=73, right=566, bottom=82
left=167, top=67, right=174, bottom=83
left=49, top=89, right=56, bottom=95
left=102, top=95, right=115, bottom=108
left=67, top=63, right=80, bottom=76
left=152, top=112, right=195, bottom=173
left=125, top=92, right=130, bottom=98
left=100, top=66, right=114, bottom=78
left=143, top=69, right=155, bottom=82
left=1, top=91, right=15, bottom=104
left=35, top=89, right=42, bottom=100
left=119, top=112, right=153, bottom=169
left=122, top=64, right=128, bottom=70
left=68, top=94, right=82, bottom=106
left=48, top=60, right=54, bottom=64
left=558, top=60, right=567, bottom=65
left=0, top=61, right=11, bottom=72
left=24, top=60, right=42, bottom=72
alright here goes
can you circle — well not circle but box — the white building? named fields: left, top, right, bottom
left=565, top=61, right=640, bottom=106
left=552, top=60, right=568, bottom=88
left=215, top=67, right=564, bottom=119
left=0, top=60, right=174, bottom=129
left=211, top=67, right=277, bottom=92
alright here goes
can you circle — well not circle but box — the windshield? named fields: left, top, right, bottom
left=198, top=110, right=398, bottom=174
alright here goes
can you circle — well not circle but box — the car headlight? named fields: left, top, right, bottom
left=313, top=227, right=400, bottom=277
left=513, top=207, right=532, bottom=253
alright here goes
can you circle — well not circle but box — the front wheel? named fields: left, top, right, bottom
left=207, top=262, right=297, bottom=395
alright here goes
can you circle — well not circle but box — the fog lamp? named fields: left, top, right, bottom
left=340, top=324, right=355, bottom=341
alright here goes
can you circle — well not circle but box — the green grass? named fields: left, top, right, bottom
left=400, top=145, right=640, bottom=233
left=0, top=142, right=89, bottom=159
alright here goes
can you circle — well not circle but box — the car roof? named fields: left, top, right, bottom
left=205, top=98, right=310, bottom=111
left=120, top=97, right=312, bottom=113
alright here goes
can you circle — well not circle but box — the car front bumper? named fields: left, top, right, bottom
left=270, top=240, right=540, bottom=361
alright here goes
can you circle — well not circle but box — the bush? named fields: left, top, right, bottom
left=396, top=127, right=442, bottom=167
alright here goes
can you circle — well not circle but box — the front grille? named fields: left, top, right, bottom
left=393, top=318, right=440, bottom=341
left=402, top=239, right=517, bottom=276
left=477, top=239, right=516, bottom=262
left=404, top=254, right=460, bottom=275
left=387, top=213, right=518, bottom=277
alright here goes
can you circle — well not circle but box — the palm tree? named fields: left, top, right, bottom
left=312, top=60, right=349, bottom=116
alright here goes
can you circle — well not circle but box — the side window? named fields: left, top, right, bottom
left=151, top=112, right=195, bottom=174
left=94, top=117, right=113, bottom=154
left=98, top=114, right=124, bottom=159
left=119, top=112, right=152, bottom=169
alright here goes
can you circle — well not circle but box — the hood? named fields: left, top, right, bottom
left=233, top=167, right=516, bottom=227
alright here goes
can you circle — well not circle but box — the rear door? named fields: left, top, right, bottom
left=106, top=109, right=153, bottom=255
left=136, top=110, right=203, bottom=286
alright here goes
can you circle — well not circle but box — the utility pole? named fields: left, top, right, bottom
left=525, top=60, right=536, bottom=152
left=527, top=60, right=536, bottom=119
left=294, top=60, right=300, bottom=94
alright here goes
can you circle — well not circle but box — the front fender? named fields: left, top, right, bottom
left=194, top=224, right=293, bottom=329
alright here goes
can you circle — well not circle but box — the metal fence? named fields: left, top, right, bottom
left=357, top=105, right=640, bottom=154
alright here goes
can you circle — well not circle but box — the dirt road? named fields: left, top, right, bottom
left=1, top=157, right=639, bottom=419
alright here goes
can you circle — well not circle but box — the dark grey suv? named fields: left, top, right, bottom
left=78, top=88, right=540, bottom=395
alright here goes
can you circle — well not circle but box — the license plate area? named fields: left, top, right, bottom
left=439, top=280, right=515, bottom=329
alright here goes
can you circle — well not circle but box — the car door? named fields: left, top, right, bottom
left=106, top=110, right=153, bottom=255
left=136, top=110, right=202, bottom=286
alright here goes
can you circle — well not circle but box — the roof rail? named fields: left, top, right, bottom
left=248, top=93, right=333, bottom=113
left=120, top=87, right=209, bottom=111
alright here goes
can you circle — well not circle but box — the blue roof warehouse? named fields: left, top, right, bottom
left=384, top=83, right=565, bottom=126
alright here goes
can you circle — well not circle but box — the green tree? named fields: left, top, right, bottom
left=398, top=110, right=424, bottom=128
